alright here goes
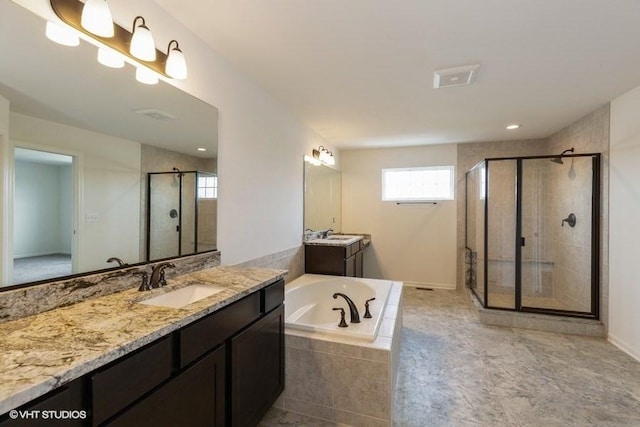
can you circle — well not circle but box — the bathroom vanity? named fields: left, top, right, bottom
left=304, top=235, right=368, bottom=277
left=0, top=267, right=285, bottom=427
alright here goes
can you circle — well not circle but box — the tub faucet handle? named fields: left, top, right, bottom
left=332, top=307, right=348, bottom=328
left=364, top=297, right=376, bottom=319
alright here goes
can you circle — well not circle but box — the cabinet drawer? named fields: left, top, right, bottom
left=180, top=292, right=261, bottom=368
left=263, top=279, right=284, bottom=313
left=92, top=336, right=173, bottom=426
left=345, top=240, right=362, bottom=258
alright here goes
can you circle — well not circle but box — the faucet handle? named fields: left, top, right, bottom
left=332, top=307, right=348, bottom=328
left=136, top=272, right=150, bottom=292
left=364, top=297, right=376, bottom=319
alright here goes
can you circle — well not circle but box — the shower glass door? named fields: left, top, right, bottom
left=520, top=155, right=598, bottom=314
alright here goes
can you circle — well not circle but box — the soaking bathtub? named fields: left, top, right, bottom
left=285, top=274, right=393, bottom=341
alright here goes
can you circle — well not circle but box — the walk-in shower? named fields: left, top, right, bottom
left=147, top=170, right=217, bottom=261
left=465, top=152, right=600, bottom=318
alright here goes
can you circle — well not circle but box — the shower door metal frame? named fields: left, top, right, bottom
left=473, top=153, right=600, bottom=319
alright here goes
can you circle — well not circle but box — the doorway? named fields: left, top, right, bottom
left=13, top=147, right=74, bottom=284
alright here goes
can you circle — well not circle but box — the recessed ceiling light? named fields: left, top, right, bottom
left=197, top=147, right=206, bottom=152
left=506, top=124, right=521, bottom=130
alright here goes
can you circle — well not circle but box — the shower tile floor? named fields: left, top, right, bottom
left=260, top=287, right=640, bottom=426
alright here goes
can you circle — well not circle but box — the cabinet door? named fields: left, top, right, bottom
left=230, top=305, right=284, bottom=427
left=106, top=346, right=226, bottom=427
left=355, top=250, right=364, bottom=278
left=345, top=254, right=356, bottom=277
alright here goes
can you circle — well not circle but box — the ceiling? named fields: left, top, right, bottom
left=154, top=0, right=640, bottom=149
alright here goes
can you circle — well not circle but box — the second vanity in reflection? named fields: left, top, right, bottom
left=304, top=234, right=370, bottom=277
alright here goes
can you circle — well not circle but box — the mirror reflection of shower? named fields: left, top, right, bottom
left=147, top=170, right=217, bottom=261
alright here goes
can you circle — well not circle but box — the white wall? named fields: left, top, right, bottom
left=10, top=113, right=141, bottom=273
left=609, top=85, right=640, bottom=361
left=13, top=160, right=71, bottom=258
left=341, top=144, right=457, bottom=288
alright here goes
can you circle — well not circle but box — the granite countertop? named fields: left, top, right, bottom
left=304, top=233, right=370, bottom=247
left=0, top=266, right=286, bottom=415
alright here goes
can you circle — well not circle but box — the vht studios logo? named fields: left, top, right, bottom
left=9, top=410, right=87, bottom=420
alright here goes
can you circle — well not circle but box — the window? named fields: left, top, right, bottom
left=382, top=166, right=454, bottom=201
left=198, top=175, right=217, bottom=199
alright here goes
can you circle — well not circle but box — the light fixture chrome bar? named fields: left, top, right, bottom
left=50, top=0, right=170, bottom=77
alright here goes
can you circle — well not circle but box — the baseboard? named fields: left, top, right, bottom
left=402, top=281, right=456, bottom=290
left=608, top=333, right=640, bottom=362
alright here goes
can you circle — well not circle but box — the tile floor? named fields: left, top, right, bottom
left=260, top=287, right=640, bottom=427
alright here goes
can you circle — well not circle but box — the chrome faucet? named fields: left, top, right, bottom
left=332, top=293, right=360, bottom=323
left=149, top=262, right=175, bottom=288
left=106, top=257, right=127, bottom=267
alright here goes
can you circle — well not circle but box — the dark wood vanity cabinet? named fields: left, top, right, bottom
left=106, top=346, right=226, bottom=427
left=231, top=305, right=284, bottom=427
left=1, top=280, right=285, bottom=427
left=305, top=240, right=364, bottom=277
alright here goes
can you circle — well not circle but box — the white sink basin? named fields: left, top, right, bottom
left=139, top=285, right=224, bottom=309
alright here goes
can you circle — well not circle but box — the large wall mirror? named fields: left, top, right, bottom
left=0, top=1, right=218, bottom=288
left=303, top=159, right=341, bottom=232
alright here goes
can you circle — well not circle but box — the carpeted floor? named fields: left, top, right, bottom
left=13, top=254, right=72, bottom=284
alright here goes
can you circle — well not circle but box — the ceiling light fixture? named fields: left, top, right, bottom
left=165, top=40, right=188, bottom=79
left=506, top=124, right=521, bottom=130
left=130, top=16, right=156, bottom=61
left=48, top=0, right=188, bottom=83
left=80, top=0, right=114, bottom=38
left=45, top=21, right=80, bottom=46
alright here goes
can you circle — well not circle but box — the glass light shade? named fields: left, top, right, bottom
left=97, top=46, right=124, bottom=68
left=325, top=154, right=336, bottom=166
left=165, top=46, right=188, bottom=79
left=45, top=21, right=79, bottom=46
left=130, top=24, right=156, bottom=61
left=81, top=0, right=114, bottom=38
left=136, top=67, right=159, bottom=85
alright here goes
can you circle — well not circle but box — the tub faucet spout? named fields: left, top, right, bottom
left=332, top=293, right=360, bottom=324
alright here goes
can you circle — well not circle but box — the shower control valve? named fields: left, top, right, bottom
left=562, top=213, right=577, bottom=228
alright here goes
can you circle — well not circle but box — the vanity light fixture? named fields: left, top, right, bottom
left=165, top=40, right=188, bottom=80
left=97, top=46, right=124, bottom=68
left=48, top=0, right=188, bottom=83
left=135, top=67, right=159, bottom=85
left=304, top=155, right=322, bottom=166
left=130, top=16, right=156, bottom=61
left=311, top=146, right=336, bottom=166
left=80, top=0, right=114, bottom=38
left=45, top=20, right=80, bottom=46
left=197, top=147, right=207, bottom=152
left=506, top=124, right=521, bottom=130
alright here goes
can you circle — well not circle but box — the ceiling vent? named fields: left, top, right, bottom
left=433, top=64, right=480, bottom=89
left=134, top=108, right=176, bottom=121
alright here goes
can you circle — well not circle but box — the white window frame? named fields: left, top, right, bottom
left=381, top=165, right=455, bottom=202
left=197, top=175, right=218, bottom=199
